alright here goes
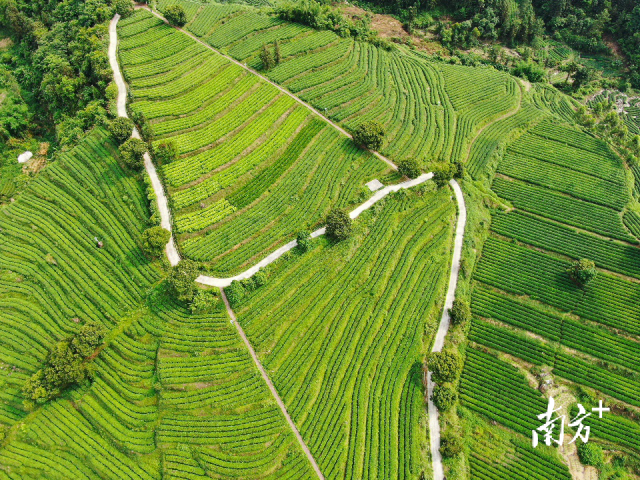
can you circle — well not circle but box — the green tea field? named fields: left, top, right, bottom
left=1, top=1, right=640, bottom=479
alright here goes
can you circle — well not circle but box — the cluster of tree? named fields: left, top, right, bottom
left=432, top=160, right=464, bottom=188
left=225, top=269, right=268, bottom=306
left=167, top=259, right=221, bottom=312
left=434, top=0, right=544, bottom=48
left=376, top=0, right=640, bottom=88
left=0, top=67, right=29, bottom=141
left=576, top=101, right=639, bottom=167
left=0, top=0, right=130, bottom=149
left=259, top=41, right=281, bottom=71
left=426, top=297, right=470, bottom=458
left=23, top=322, right=107, bottom=407
left=277, top=0, right=392, bottom=50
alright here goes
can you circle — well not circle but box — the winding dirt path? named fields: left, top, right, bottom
left=110, top=12, right=469, bottom=478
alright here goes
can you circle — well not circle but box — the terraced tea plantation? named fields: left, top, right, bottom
left=2, top=0, right=640, bottom=479
left=460, top=112, right=640, bottom=476
left=0, top=129, right=315, bottom=479
left=119, top=10, right=389, bottom=276
left=169, top=1, right=520, bottom=167
left=234, top=189, right=455, bottom=479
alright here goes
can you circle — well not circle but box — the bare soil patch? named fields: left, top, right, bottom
left=0, top=38, right=12, bottom=49
left=340, top=5, right=441, bottom=52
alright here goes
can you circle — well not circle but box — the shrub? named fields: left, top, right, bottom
left=260, top=44, right=275, bottom=70
left=512, top=61, right=546, bottom=83
left=450, top=298, right=471, bottom=325
left=253, top=269, right=268, bottom=287
left=440, top=433, right=463, bottom=458
left=567, top=259, right=597, bottom=287
left=154, top=140, right=178, bottom=164
left=326, top=208, right=352, bottom=241
left=168, top=260, right=199, bottom=302
left=429, top=351, right=462, bottom=384
left=189, top=290, right=219, bottom=314
left=113, top=0, right=134, bottom=18
left=164, top=5, right=187, bottom=26
left=398, top=158, right=421, bottom=179
left=225, top=280, right=246, bottom=306
left=431, top=383, right=457, bottom=411
left=352, top=120, right=385, bottom=150
left=108, top=117, right=134, bottom=144
left=577, top=442, right=604, bottom=468
left=141, top=226, right=170, bottom=258
left=241, top=277, right=256, bottom=292
left=296, top=230, right=311, bottom=252
left=119, top=137, right=147, bottom=170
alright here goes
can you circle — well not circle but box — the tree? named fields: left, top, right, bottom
left=429, top=351, right=462, bottom=384
left=440, top=433, right=463, bottom=458
left=189, top=290, right=219, bottom=314
left=168, top=260, right=199, bottom=302
left=432, top=164, right=453, bottom=188
left=326, top=208, right=352, bottom=241
left=260, top=44, right=275, bottom=70
left=119, top=138, right=147, bottom=170
left=108, top=117, right=134, bottom=145
left=452, top=159, right=464, bottom=178
left=567, top=259, right=597, bottom=287
left=70, top=322, right=107, bottom=357
left=450, top=298, right=470, bottom=325
left=141, top=226, right=170, bottom=258
left=296, top=230, right=311, bottom=252
left=572, top=65, right=593, bottom=91
left=164, top=5, right=187, bottom=27
left=274, top=40, right=282, bottom=65
left=225, top=280, right=246, bottom=306
left=431, top=383, right=457, bottom=411
left=113, top=0, right=133, bottom=18
left=398, top=158, right=421, bottom=179
left=154, top=140, right=178, bottom=164
left=352, top=120, right=385, bottom=150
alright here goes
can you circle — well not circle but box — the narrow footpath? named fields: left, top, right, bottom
left=110, top=12, right=467, bottom=479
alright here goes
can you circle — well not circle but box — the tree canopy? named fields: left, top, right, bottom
left=325, top=208, right=353, bottom=241
left=141, top=226, right=170, bottom=258
left=164, top=4, right=187, bottom=27
left=352, top=120, right=385, bottom=150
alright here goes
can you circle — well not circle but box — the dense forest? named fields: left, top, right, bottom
left=362, top=0, right=640, bottom=88
left=0, top=0, right=132, bottom=147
